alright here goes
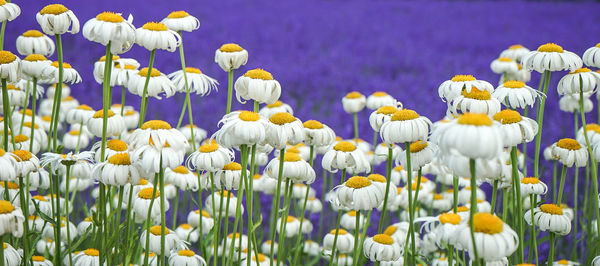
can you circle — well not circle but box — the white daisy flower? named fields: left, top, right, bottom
left=322, top=228, right=354, bottom=255
left=41, top=61, right=81, bottom=84
left=8, top=134, right=40, bottom=154
left=430, top=193, right=452, bottom=211
left=234, top=68, right=281, bottom=105
left=499, top=44, right=530, bottom=61
left=35, top=238, right=65, bottom=257
left=369, top=106, right=398, bottom=133
left=524, top=203, right=571, bottom=235
left=276, top=216, right=312, bottom=238
left=139, top=252, right=158, bottom=266
left=30, top=255, right=52, bottom=266
left=205, top=190, right=242, bottom=218
left=451, top=87, right=501, bottom=116
left=45, top=83, right=70, bottom=99
left=214, top=43, right=248, bottom=72
left=291, top=184, right=315, bottom=199
left=299, top=196, right=322, bottom=213
left=258, top=100, right=293, bottom=118
left=493, top=109, right=538, bottom=147
left=93, top=55, right=120, bottom=84
left=92, top=152, right=139, bottom=186
left=437, top=113, right=503, bottom=159
left=265, top=152, right=315, bottom=184
left=168, top=249, right=206, bottom=266
left=520, top=177, right=547, bottom=196
left=42, top=219, right=77, bottom=241
left=492, top=80, right=543, bottom=109
left=12, top=150, right=40, bottom=177
left=521, top=43, right=582, bottom=73
left=340, top=211, right=366, bottom=231
left=135, top=22, right=181, bottom=52
left=0, top=148, right=16, bottom=181
left=132, top=187, right=164, bottom=221
left=363, top=234, right=402, bottom=262
left=0, top=51, right=20, bottom=82
left=303, top=119, right=336, bottom=148
left=112, top=60, right=140, bottom=86
left=342, top=91, right=366, bottom=114
left=333, top=175, right=385, bottom=211
left=380, top=109, right=432, bottom=144
left=186, top=210, right=214, bottom=235
left=36, top=4, right=80, bottom=35
left=213, top=111, right=268, bottom=148
left=174, top=224, right=200, bottom=243
left=66, top=104, right=95, bottom=125
left=216, top=162, right=244, bottom=190
left=455, top=213, right=518, bottom=261
left=92, top=139, right=128, bottom=162
left=27, top=167, right=50, bottom=191
left=264, top=112, right=304, bottom=150
left=584, top=43, right=600, bottom=68
left=186, top=140, right=234, bottom=172
left=466, top=199, right=492, bottom=213
left=438, top=75, right=494, bottom=103
left=162, top=11, right=200, bottom=32
left=21, top=54, right=52, bottom=80
left=220, top=233, right=248, bottom=256
left=557, top=67, right=600, bottom=95
left=128, top=67, right=177, bottom=99
left=396, top=141, right=437, bottom=170
left=16, top=30, right=55, bottom=57
left=165, top=166, right=198, bottom=191
left=83, top=12, right=136, bottom=54
left=371, top=143, right=400, bottom=166
left=490, top=57, right=518, bottom=74
left=552, top=260, right=579, bottom=266
left=382, top=222, right=420, bottom=248
left=550, top=138, right=588, bottom=167
left=366, top=91, right=399, bottom=110
left=140, top=225, right=183, bottom=255
left=240, top=254, right=271, bottom=266
left=560, top=92, right=594, bottom=114
left=577, top=124, right=600, bottom=147
left=128, top=120, right=187, bottom=150
left=168, top=67, right=218, bottom=96
left=322, top=141, right=370, bottom=174
left=0, top=200, right=24, bottom=237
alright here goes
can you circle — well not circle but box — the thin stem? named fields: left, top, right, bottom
left=578, top=89, right=600, bottom=239
left=65, top=164, right=73, bottom=266
left=269, top=149, right=286, bottom=265
left=329, top=169, right=346, bottom=265
left=51, top=34, right=64, bottom=151
left=18, top=80, right=30, bottom=135
left=0, top=235, right=4, bottom=266
left=557, top=165, right=567, bottom=205
left=529, top=195, right=538, bottom=265
left=142, top=175, right=159, bottom=266
left=225, top=70, right=234, bottom=114
left=17, top=175, right=31, bottom=264
left=1, top=79, right=8, bottom=150
left=352, top=112, right=359, bottom=140
left=351, top=211, right=360, bottom=264
left=120, top=86, right=126, bottom=117
left=377, top=147, right=393, bottom=233
left=490, top=180, right=498, bottom=214
left=453, top=175, right=458, bottom=213
left=291, top=145, right=313, bottom=265
left=159, top=156, right=166, bottom=262
left=547, top=233, right=556, bottom=265
left=138, top=49, right=156, bottom=127
left=552, top=161, right=557, bottom=202
left=29, top=78, right=37, bottom=152
left=402, top=142, right=415, bottom=266
left=533, top=70, right=551, bottom=178
left=468, top=159, right=479, bottom=265
left=511, top=146, right=524, bottom=262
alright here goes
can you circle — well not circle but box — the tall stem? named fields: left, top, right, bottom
left=352, top=112, right=359, bottom=140
left=269, top=149, right=285, bottom=265
left=533, top=70, right=551, bottom=178
left=1, top=79, right=8, bottom=150
left=159, top=156, right=166, bottom=262
left=547, top=233, right=556, bottom=265
left=17, top=175, right=30, bottom=264
left=29, top=78, right=37, bottom=152
left=377, top=147, right=393, bottom=233
left=578, top=89, right=600, bottom=238
left=329, top=169, right=346, bottom=265
left=50, top=34, right=64, bottom=151
left=64, top=163, right=73, bottom=266
left=529, top=195, right=538, bottom=265
left=225, top=70, right=234, bottom=114
left=490, top=180, right=498, bottom=214
left=402, top=142, right=415, bottom=265
left=556, top=165, right=567, bottom=205
left=511, top=146, right=524, bottom=262
left=138, top=50, right=156, bottom=127
left=468, top=159, right=479, bottom=265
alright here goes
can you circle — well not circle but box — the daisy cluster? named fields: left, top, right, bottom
left=0, top=2, right=599, bottom=266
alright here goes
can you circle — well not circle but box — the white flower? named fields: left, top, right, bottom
left=0, top=51, right=20, bottom=82
left=234, top=68, right=281, bottom=105
left=303, top=119, right=336, bottom=147
left=265, top=153, right=315, bottom=184
left=83, top=12, right=136, bottom=54
left=45, top=83, right=70, bottom=99
left=524, top=204, right=571, bottom=235
left=133, top=187, right=167, bottom=221
left=168, top=67, right=218, bottom=96
left=493, top=109, right=538, bottom=147
left=140, top=225, right=183, bottom=255
left=258, top=101, right=293, bottom=118
left=264, top=112, right=304, bottom=150
left=186, top=210, right=213, bottom=235
left=21, top=54, right=52, bottom=80
left=16, top=30, right=55, bottom=57
left=186, top=141, right=234, bottom=172
left=438, top=75, right=494, bottom=103
left=162, top=11, right=200, bottom=32
left=366, top=91, right=399, bottom=110
left=551, top=138, right=588, bottom=167
left=363, top=234, right=402, bottom=262
left=382, top=222, right=420, bottom=248
left=322, top=228, right=354, bottom=255
left=135, top=22, right=181, bottom=52
left=168, top=249, right=207, bottom=266
left=240, top=254, right=271, bottom=266
left=490, top=57, right=518, bottom=74
left=213, top=111, right=267, bottom=148
left=216, top=162, right=245, bottom=190
left=521, top=43, right=582, bottom=73
left=583, top=43, right=600, bottom=68
left=111, top=60, right=140, bottom=86
left=92, top=152, right=139, bottom=186
left=36, top=4, right=80, bottom=35
left=0, top=148, right=17, bottom=181
left=342, top=91, right=366, bottom=114
left=214, top=43, right=248, bottom=72
left=455, top=213, right=518, bottom=261
left=559, top=92, right=594, bottom=113
left=165, top=166, right=198, bottom=191
left=369, top=106, right=398, bottom=133
left=380, top=109, right=432, bottom=144
left=451, top=87, right=501, bottom=117
left=205, top=191, right=242, bottom=218
left=322, top=141, right=370, bottom=174
left=492, top=80, right=542, bottom=109
left=499, top=44, right=530, bottom=61
left=520, top=177, right=547, bottom=196
left=557, top=68, right=600, bottom=95
left=174, top=224, right=199, bottom=243
left=437, top=113, right=503, bottom=159
left=128, top=67, right=177, bottom=99
left=129, top=120, right=188, bottom=150
left=0, top=1, right=18, bottom=23
left=332, top=176, right=385, bottom=211
left=396, top=141, right=437, bottom=170
left=299, top=196, right=322, bottom=213
left=41, top=61, right=81, bottom=84
left=276, top=216, right=311, bottom=238
left=42, top=219, right=77, bottom=241
left=0, top=200, right=24, bottom=237
left=340, top=211, right=366, bottom=230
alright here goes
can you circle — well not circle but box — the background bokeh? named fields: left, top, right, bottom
left=9, top=0, right=600, bottom=263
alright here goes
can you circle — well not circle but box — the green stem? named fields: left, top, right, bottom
left=269, top=149, right=286, bottom=265
left=208, top=173, right=218, bottom=266
left=557, top=165, right=567, bottom=205
left=171, top=190, right=179, bottom=229
left=65, top=164, right=73, bottom=266
left=547, top=233, right=556, bottom=265
left=0, top=20, right=6, bottom=50
left=490, top=180, right=498, bottom=214
left=51, top=34, right=64, bottom=151
left=377, top=147, right=393, bottom=233
left=159, top=157, right=166, bottom=262
left=121, top=184, right=134, bottom=263
left=328, top=169, right=346, bottom=265
left=453, top=175, right=458, bottom=213
left=29, top=78, right=37, bottom=152
left=511, top=147, right=524, bottom=262
left=120, top=86, right=126, bottom=117
left=227, top=149, right=246, bottom=266
left=552, top=161, right=557, bottom=202
left=277, top=179, right=293, bottom=263
left=533, top=70, right=550, bottom=178
left=402, top=142, right=415, bottom=266
left=529, top=195, right=538, bottom=265
left=572, top=166, right=579, bottom=260
left=138, top=50, right=156, bottom=127
left=292, top=145, right=313, bottom=265
left=352, top=112, right=359, bottom=140
left=1, top=79, right=8, bottom=150
left=18, top=81, right=31, bottom=135
left=351, top=211, right=360, bottom=264
left=0, top=235, right=4, bottom=266
left=468, top=159, right=479, bottom=265
left=17, top=175, right=31, bottom=264
left=578, top=89, right=600, bottom=239
left=142, top=175, right=159, bottom=266
left=225, top=70, right=234, bottom=114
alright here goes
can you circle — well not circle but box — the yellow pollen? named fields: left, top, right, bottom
left=32, top=256, right=45, bottom=262
left=219, top=43, right=244, bottom=52
left=393, top=165, right=403, bottom=171
left=62, top=96, right=75, bottom=102
left=223, top=162, right=242, bottom=171
left=334, top=141, right=357, bottom=152
left=93, top=110, right=115, bottom=119
left=372, top=234, right=394, bottom=245
left=41, top=116, right=52, bottom=122
left=347, top=211, right=357, bottom=217
left=40, top=4, right=69, bottom=15
left=0, top=200, right=15, bottom=214
left=537, top=43, right=563, bottom=53
left=138, top=67, right=162, bottom=77
left=238, top=111, right=260, bottom=121
left=540, top=204, right=563, bottom=215
left=108, top=153, right=131, bottom=165
left=83, top=249, right=99, bottom=257
left=557, top=260, right=569, bottom=265
left=220, top=190, right=232, bottom=197
left=303, top=120, right=324, bottom=129
left=227, top=233, right=241, bottom=239
left=472, top=213, right=503, bottom=234
left=269, top=112, right=296, bottom=125
left=457, top=113, right=493, bottom=126
left=396, top=187, right=402, bottom=194
left=184, top=67, right=202, bottom=74
left=51, top=61, right=72, bottom=68
left=391, top=109, right=419, bottom=121
left=286, top=216, right=296, bottom=223
left=503, top=80, right=525, bottom=88
left=586, top=124, right=600, bottom=134
left=376, top=106, right=398, bottom=115
left=571, top=68, right=592, bottom=75
left=13, top=135, right=28, bottom=143
left=1, top=182, right=19, bottom=189
left=138, top=178, right=149, bottom=185
left=107, top=139, right=127, bottom=151
left=345, top=176, right=372, bottom=189
left=367, top=174, right=386, bottom=183
left=5, top=84, right=19, bottom=91
left=0, top=51, right=16, bottom=64
left=76, top=104, right=93, bottom=111
left=33, top=195, right=47, bottom=202
left=287, top=146, right=300, bottom=153
left=409, top=141, right=428, bottom=153
left=142, top=22, right=168, bottom=31
left=456, top=206, right=469, bottom=212
left=509, top=44, right=524, bottom=50
left=283, top=152, right=301, bottom=162
left=372, top=91, right=387, bottom=97
left=493, top=109, right=522, bottom=124
left=383, top=225, right=397, bottom=235
left=99, top=55, right=120, bottom=62
left=557, top=138, right=581, bottom=150
left=267, top=101, right=283, bottom=108
left=168, top=11, right=190, bottom=19
left=521, top=177, right=540, bottom=184
left=96, top=12, right=124, bottom=23
left=138, top=188, right=159, bottom=199
left=329, top=229, right=347, bottom=235
left=451, top=75, right=476, bottom=82
left=497, top=57, right=513, bottom=62
left=461, top=87, right=491, bottom=100
left=68, top=130, right=80, bottom=136
left=149, top=225, right=169, bottom=235
left=24, top=54, right=47, bottom=62
left=19, top=109, right=33, bottom=116
left=173, top=166, right=189, bottom=174
left=345, top=91, right=363, bottom=99
left=178, top=249, right=195, bottom=257
left=411, top=183, right=422, bottom=190
left=22, top=30, right=43, bottom=38
left=141, top=120, right=172, bottom=130
left=13, top=150, right=32, bottom=161
left=199, top=143, right=219, bottom=153
left=244, top=68, right=273, bottom=80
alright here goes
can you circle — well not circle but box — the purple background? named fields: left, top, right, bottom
left=9, top=0, right=600, bottom=263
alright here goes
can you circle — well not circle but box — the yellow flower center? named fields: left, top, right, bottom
left=571, top=68, right=591, bottom=74
left=497, top=57, right=513, bottom=62
left=253, top=174, right=262, bottom=180
left=138, top=188, right=159, bottom=199
left=540, top=204, right=563, bottom=215
left=238, top=111, right=260, bottom=122
left=557, top=138, right=581, bottom=150
left=303, top=120, right=323, bottom=129
left=138, top=67, right=162, bottom=77
left=367, top=174, right=386, bottom=183
left=99, top=55, right=120, bottom=62
left=456, top=206, right=469, bottom=212
left=269, top=112, right=295, bottom=125
left=345, top=176, right=372, bottom=189
left=409, top=141, right=428, bottom=152
left=83, top=249, right=99, bottom=257
left=0, top=200, right=15, bottom=214
left=391, top=109, right=419, bottom=121
left=178, top=249, right=195, bottom=257
left=286, top=216, right=296, bottom=223
left=451, top=75, right=476, bottom=82
left=13, top=150, right=32, bottom=161
left=219, top=43, right=244, bottom=53
left=168, top=11, right=190, bottom=19
left=461, top=87, right=491, bottom=100
left=150, top=225, right=169, bottom=235
left=283, top=152, right=301, bottom=162
left=509, top=44, right=524, bottom=50
left=493, top=109, right=522, bottom=124
left=333, top=141, right=357, bottom=152
left=373, top=234, right=394, bottom=245
left=0, top=51, right=16, bottom=64
left=376, top=106, right=398, bottom=115
left=141, top=120, right=172, bottom=130
left=223, top=162, right=242, bottom=171
left=107, top=139, right=127, bottom=151
left=287, top=146, right=300, bottom=153
left=220, top=190, right=232, bottom=197
left=24, top=54, right=48, bottom=62
left=2, top=182, right=20, bottom=189
left=40, top=4, right=69, bottom=15
left=329, top=229, right=347, bottom=235
left=13, top=135, right=28, bottom=143
left=50, top=61, right=72, bottom=68
left=267, top=101, right=283, bottom=108
left=93, top=110, right=115, bottom=119
left=457, top=113, right=493, bottom=126
left=521, top=177, right=540, bottom=184
left=138, top=178, right=149, bottom=185
left=433, top=194, right=444, bottom=200
left=472, top=213, right=503, bottom=234
left=372, top=91, right=387, bottom=97
left=96, top=12, right=124, bottom=23
left=227, top=233, right=241, bottom=239
left=22, top=30, right=44, bottom=38
left=383, top=225, right=397, bottom=235
left=345, top=91, right=363, bottom=99
left=394, top=165, right=403, bottom=171
left=586, top=124, right=600, bottom=134
left=33, top=195, right=47, bottom=202
left=503, top=80, right=525, bottom=89
left=244, top=68, right=273, bottom=80
left=108, top=153, right=131, bottom=165
left=346, top=211, right=357, bottom=217
left=199, top=143, right=219, bottom=153
left=68, top=130, right=80, bottom=136
left=76, top=104, right=93, bottom=111
left=142, top=22, right=168, bottom=31
left=32, top=256, right=45, bottom=262
left=537, top=43, right=563, bottom=53
left=184, top=67, right=202, bottom=74
left=173, top=166, right=189, bottom=174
